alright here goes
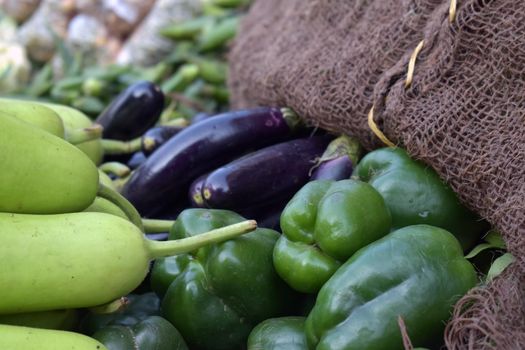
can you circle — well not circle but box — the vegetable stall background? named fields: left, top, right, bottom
left=1, top=0, right=523, bottom=348
left=0, top=0, right=244, bottom=119
left=227, top=0, right=525, bottom=349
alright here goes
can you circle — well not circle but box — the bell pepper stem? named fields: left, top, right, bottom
left=66, top=124, right=103, bottom=144
left=97, top=183, right=144, bottom=231
left=101, top=137, right=142, bottom=155
left=142, top=219, right=175, bottom=233
left=146, top=220, right=257, bottom=259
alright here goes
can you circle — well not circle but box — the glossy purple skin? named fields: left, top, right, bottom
left=191, top=112, right=212, bottom=124
left=201, top=136, right=332, bottom=211
left=127, top=152, right=148, bottom=170
left=121, top=107, right=301, bottom=216
left=96, top=81, right=165, bottom=140
left=141, top=125, right=183, bottom=156
left=255, top=208, right=283, bottom=231
left=238, top=200, right=289, bottom=232
left=310, top=155, right=353, bottom=181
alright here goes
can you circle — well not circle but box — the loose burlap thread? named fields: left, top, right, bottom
left=228, top=0, right=525, bottom=348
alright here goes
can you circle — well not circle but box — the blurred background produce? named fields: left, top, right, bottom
left=0, top=0, right=248, bottom=119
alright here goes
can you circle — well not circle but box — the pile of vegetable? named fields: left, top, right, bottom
left=0, top=1, right=514, bottom=349
left=0, top=86, right=511, bottom=349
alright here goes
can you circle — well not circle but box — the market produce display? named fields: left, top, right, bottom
left=230, top=2, right=525, bottom=348
left=121, top=107, right=306, bottom=217
left=158, top=209, right=300, bottom=350
left=0, top=91, right=503, bottom=348
left=0, top=0, right=514, bottom=349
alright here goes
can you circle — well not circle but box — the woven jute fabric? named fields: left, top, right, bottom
left=228, top=0, right=525, bottom=348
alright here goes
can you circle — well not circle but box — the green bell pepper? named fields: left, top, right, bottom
left=248, top=317, right=308, bottom=350
left=352, top=147, right=486, bottom=249
left=150, top=254, right=192, bottom=298
left=92, top=316, right=188, bottom=350
left=305, top=225, right=478, bottom=350
left=156, top=209, right=299, bottom=350
left=274, top=179, right=391, bottom=293
left=78, top=293, right=161, bottom=335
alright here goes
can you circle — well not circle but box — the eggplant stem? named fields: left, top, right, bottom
left=146, top=220, right=257, bottom=259
left=101, top=137, right=142, bottom=155
left=318, top=135, right=362, bottom=166
left=99, top=162, right=131, bottom=178
left=97, top=183, right=144, bottom=231
left=281, top=107, right=303, bottom=131
left=142, top=219, right=175, bottom=233
left=142, top=137, right=157, bottom=152
left=163, top=117, right=189, bottom=128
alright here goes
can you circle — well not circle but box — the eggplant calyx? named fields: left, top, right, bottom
left=281, top=107, right=304, bottom=131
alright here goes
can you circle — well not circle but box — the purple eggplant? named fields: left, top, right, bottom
left=238, top=199, right=289, bottom=232
left=95, top=81, right=165, bottom=140
left=310, top=156, right=353, bottom=180
left=255, top=207, right=284, bottom=232
left=310, top=136, right=362, bottom=181
left=127, top=152, right=148, bottom=170
left=141, top=125, right=184, bottom=156
left=199, top=135, right=332, bottom=210
left=188, top=173, right=209, bottom=208
left=121, top=107, right=305, bottom=216
left=191, top=112, right=212, bottom=124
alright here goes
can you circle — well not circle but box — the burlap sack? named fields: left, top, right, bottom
left=228, top=0, right=525, bottom=349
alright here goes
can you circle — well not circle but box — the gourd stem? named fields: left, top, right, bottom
left=67, top=125, right=103, bottom=144
left=142, top=219, right=175, bottom=233
left=146, top=220, right=257, bottom=258
left=97, top=183, right=144, bottom=231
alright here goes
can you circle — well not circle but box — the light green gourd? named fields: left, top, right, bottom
left=0, top=98, right=65, bottom=137
left=0, top=324, right=107, bottom=350
left=40, top=102, right=104, bottom=164
left=0, top=309, right=79, bottom=330
left=84, top=197, right=128, bottom=220
left=0, top=211, right=256, bottom=314
left=98, top=170, right=117, bottom=190
left=0, top=113, right=99, bottom=214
